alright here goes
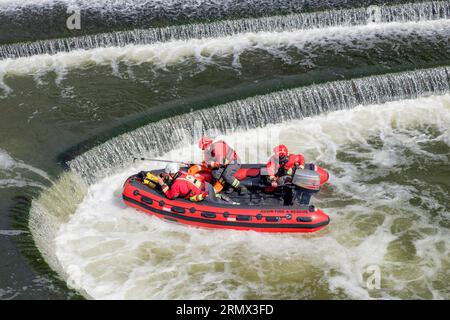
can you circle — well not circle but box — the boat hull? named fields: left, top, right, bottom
left=122, top=166, right=330, bottom=233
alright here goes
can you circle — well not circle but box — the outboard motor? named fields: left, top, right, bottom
left=286, top=169, right=321, bottom=205
left=292, top=169, right=321, bottom=191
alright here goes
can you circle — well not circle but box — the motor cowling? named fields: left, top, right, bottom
left=292, top=169, right=321, bottom=191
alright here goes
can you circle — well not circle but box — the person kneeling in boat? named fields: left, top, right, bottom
left=157, top=163, right=224, bottom=203
left=267, top=144, right=305, bottom=187
left=198, top=136, right=248, bottom=195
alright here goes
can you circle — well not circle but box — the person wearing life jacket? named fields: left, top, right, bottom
left=157, top=163, right=224, bottom=203
left=266, top=144, right=305, bottom=188
left=199, top=136, right=248, bottom=195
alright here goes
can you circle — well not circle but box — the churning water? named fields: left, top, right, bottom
left=32, top=95, right=450, bottom=299
left=0, top=0, right=449, bottom=299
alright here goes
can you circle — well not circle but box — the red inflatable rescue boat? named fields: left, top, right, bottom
left=122, top=164, right=330, bottom=233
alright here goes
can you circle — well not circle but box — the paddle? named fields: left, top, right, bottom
left=132, top=157, right=194, bottom=167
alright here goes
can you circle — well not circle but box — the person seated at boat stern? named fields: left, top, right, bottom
left=267, top=144, right=305, bottom=188
left=198, top=136, right=248, bottom=195
left=157, top=163, right=224, bottom=203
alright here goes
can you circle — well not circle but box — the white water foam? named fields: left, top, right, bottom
left=1, top=18, right=450, bottom=90
left=0, top=149, right=51, bottom=188
left=51, top=95, right=450, bottom=299
left=0, top=149, right=16, bottom=169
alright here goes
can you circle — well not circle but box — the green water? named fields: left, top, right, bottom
left=0, top=1, right=449, bottom=299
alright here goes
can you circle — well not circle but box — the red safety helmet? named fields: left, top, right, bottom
left=273, top=144, right=288, bottom=158
left=198, top=136, right=213, bottom=150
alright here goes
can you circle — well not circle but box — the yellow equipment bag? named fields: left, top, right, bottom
left=143, top=172, right=159, bottom=189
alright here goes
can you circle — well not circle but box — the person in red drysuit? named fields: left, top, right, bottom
left=198, top=136, right=248, bottom=195
left=157, top=163, right=222, bottom=203
left=266, top=144, right=305, bottom=187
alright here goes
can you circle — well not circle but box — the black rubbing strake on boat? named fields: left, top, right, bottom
left=171, top=206, right=186, bottom=214
left=201, top=212, right=216, bottom=219
left=236, top=215, right=251, bottom=221
left=141, top=196, right=153, bottom=205
left=265, top=216, right=280, bottom=222
left=297, top=216, right=313, bottom=222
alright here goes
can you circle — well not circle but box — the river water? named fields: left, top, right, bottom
left=0, top=0, right=448, bottom=299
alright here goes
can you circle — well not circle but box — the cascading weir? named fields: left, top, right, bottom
left=0, top=0, right=383, bottom=42
left=28, top=65, right=450, bottom=299
left=67, top=66, right=450, bottom=184
left=2, top=0, right=445, bottom=45
left=1, top=1, right=450, bottom=59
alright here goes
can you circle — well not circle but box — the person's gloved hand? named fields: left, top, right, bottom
left=210, top=161, right=221, bottom=168
left=137, top=171, right=147, bottom=179
left=157, top=177, right=165, bottom=186
left=294, top=162, right=305, bottom=170
left=268, top=176, right=277, bottom=187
